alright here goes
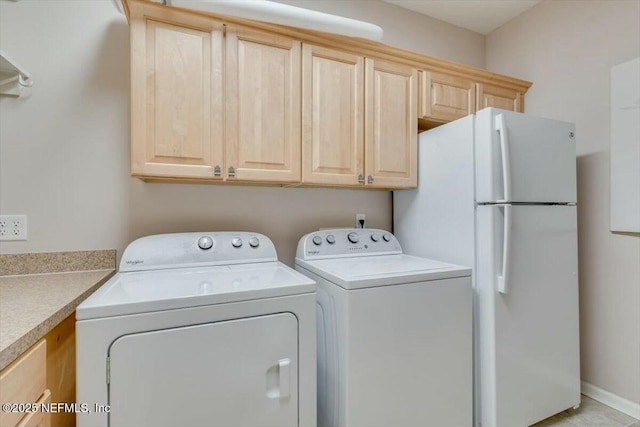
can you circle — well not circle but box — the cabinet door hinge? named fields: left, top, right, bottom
left=106, top=356, right=111, bottom=385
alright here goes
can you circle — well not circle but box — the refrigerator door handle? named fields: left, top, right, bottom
left=495, top=114, right=512, bottom=202
left=497, top=205, right=512, bottom=294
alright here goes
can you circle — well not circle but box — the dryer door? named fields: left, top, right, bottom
left=108, top=313, right=298, bottom=427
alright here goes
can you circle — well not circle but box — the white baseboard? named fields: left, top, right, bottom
left=581, top=381, right=640, bottom=420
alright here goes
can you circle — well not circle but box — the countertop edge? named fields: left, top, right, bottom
left=0, top=269, right=115, bottom=371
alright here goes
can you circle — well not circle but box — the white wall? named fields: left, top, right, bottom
left=487, top=0, right=640, bottom=404
left=0, top=0, right=483, bottom=266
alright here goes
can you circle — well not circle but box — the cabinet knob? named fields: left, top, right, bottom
left=358, top=174, right=365, bottom=184
left=367, top=175, right=374, bottom=184
left=214, top=165, right=221, bottom=176
left=228, top=166, right=236, bottom=177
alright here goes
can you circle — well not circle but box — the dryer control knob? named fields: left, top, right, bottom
left=382, top=233, right=391, bottom=242
left=312, top=236, right=323, bottom=246
left=232, top=237, right=243, bottom=248
left=371, top=233, right=380, bottom=242
left=326, top=235, right=336, bottom=244
left=249, top=237, right=260, bottom=248
left=197, top=236, right=214, bottom=250
left=348, top=232, right=359, bottom=244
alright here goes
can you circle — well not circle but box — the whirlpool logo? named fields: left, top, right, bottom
left=125, top=259, right=144, bottom=265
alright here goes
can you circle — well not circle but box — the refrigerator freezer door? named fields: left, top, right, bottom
left=475, top=108, right=577, bottom=203
left=475, top=204, right=580, bottom=427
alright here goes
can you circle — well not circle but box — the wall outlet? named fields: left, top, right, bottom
left=0, top=215, right=27, bottom=241
left=356, top=213, right=365, bottom=229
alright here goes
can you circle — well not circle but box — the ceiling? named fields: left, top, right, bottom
left=382, top=0, right=542, bottom=35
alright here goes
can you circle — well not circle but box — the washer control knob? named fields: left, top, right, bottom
left=312, top=235, right=323, bottom=246
left=249, top=237, right=260, bottom=248
left=382, top=233, right=392, bottom=242
left=347, top=232, right=359, bottom=244
left=197, top=236, right=214, bottom=250
left=231, top=237, right=243, bottom=248
left=326, top=234, right=336, bottom=244
left=371, top=233, right=380, bottom=242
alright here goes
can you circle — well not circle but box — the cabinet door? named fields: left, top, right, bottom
left=16, top=390, right=51, bottom=427
left=419, top=70, right=475, bottom=122
left=129, top=6, right=224, bottom=179
left=226, top=27, right=301, bottom=183
left=302, top=45, right=364, bottom=186
left=365, top=58, right=417, bottom=188
left=0, top=340, right=47, bottom=427
left=476, top=83, right=524, bottom=112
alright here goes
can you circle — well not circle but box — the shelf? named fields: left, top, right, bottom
left=0, top=50, right=33, bottom=97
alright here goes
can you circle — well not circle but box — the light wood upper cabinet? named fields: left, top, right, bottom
left=419, top=70, right=476, bottom=123
left=129, top=3, right=224, bottom=180
left=476, top=83, right=524, bottom=112
left=365, top=59, right=417, bottom=188
left=129, top=1, right=300, bottom=183
left=301, top=46, right=417, bottom=188
left=122, top=0, right=530, bottom=189
left=226, top=27, right=301, bottom=183
left=302, top=45, right=364, bottom=186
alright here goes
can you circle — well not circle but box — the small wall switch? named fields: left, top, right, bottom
left=0, top=215, right=27, bottom=241
left=356, top=213, right=365, bottom=229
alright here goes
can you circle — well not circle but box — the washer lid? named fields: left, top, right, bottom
left=295, top=254, right=470, bottom=289
left=76, top=262, right=315, bottom=320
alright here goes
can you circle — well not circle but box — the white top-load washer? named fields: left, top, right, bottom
left=76, top=232, right=316, bottom=427
left=295, top=228, right=472, bottom=427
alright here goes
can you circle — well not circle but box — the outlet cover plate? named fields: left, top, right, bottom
left=0, top=215, right=27, bottom=241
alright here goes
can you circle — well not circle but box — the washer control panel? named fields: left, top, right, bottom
left=120, top=232, right=276, bottom=272
left=296, top=228, right=402, bottom=260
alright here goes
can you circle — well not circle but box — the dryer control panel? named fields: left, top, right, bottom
left=296, top=228, right=402, bottom=260
left=120, top=232, right=277, bottom=272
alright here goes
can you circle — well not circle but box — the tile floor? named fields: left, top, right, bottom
left=533, top=395, right=639, bottom=427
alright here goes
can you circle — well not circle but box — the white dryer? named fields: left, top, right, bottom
left=76, top=232, right=316, bottom=427
left=295, top=228, right=472, bottom=427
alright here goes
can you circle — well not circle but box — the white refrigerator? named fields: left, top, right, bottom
left=394, top=108, right=580, bottom=427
